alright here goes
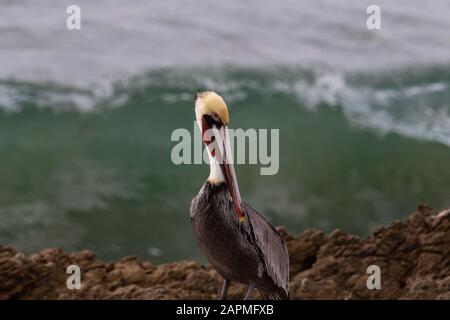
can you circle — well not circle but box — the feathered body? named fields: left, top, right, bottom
left=190, top=91, right=289, bottom=299
left=191, top=181, right=289, bottom=299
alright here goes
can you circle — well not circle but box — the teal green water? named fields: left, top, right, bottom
left=1, top=67, right=450, bottom=263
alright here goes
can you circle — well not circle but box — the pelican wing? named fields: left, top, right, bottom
left=243, top=203, right=289, bottom=294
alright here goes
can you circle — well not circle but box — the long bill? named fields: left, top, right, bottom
left=211, top=125, right=246, bottom=223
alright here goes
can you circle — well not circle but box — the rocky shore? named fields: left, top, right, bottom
left=1, top=205, right=449, bottom=300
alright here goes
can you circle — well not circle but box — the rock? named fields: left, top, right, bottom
left=0, top=205, right=449, bottom=299
left=287, top=229, right=324, bottom=275
left=120, top=262, right=145, bottom=285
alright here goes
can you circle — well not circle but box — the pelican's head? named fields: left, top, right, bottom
left=194, top=91, right=229, bottom=154
left=195, top=91, right=229, bottom=127
left=194, top=91, right=245, bottom=222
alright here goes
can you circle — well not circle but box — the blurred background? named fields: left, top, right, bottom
left=1, top=0, right=449, bottom=263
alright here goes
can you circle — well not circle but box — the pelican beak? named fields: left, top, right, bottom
left=201, top=116, right=246, bottom=222
left=218, top=127, right=246, bottom=223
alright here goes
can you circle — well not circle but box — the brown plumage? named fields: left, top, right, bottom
left=191, top=182, right=289, bottom=299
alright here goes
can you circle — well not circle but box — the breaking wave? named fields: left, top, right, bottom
left=1, top=65, right=449, bottom=147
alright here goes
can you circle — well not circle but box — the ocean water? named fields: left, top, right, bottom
left=1, top=0, right=450, bottom=263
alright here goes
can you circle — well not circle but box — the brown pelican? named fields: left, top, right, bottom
left=190, top=91, right=289, bottom=300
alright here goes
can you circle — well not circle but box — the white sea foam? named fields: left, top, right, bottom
left=1, top=67, right=449, bottom=149
left=287, top=73, right=450, bottom=147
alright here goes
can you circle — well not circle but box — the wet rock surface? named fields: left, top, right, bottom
left=1, top=205, right=449, bottom=299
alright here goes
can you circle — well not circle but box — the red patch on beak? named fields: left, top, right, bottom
left=201, top=117, right=217, bottom=157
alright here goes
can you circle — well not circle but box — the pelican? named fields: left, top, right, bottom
left=190, top=91, right=289, bottom=300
